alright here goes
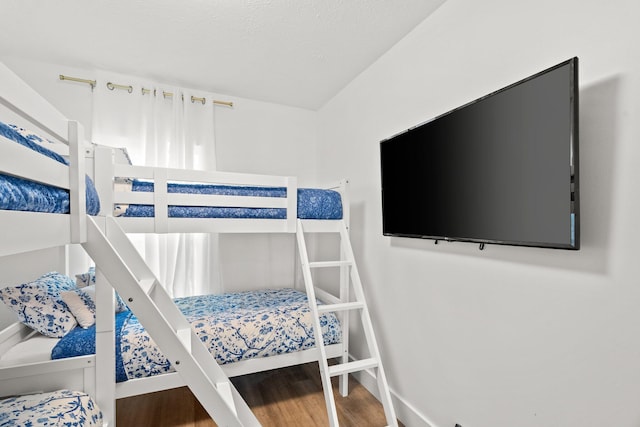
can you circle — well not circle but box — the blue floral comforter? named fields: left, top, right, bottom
left=116, top=180, right=343, bottom=220
left=52, top=289, right=341, bottom=382
left=0, top=121, right=100, bottom=215
left=0, top=389, right=103, bottom=427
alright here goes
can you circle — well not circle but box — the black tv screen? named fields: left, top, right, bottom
left=380, top=57, right=579, bottom=250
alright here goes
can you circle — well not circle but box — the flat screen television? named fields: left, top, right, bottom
left=380, top=57, right=579, bottom=250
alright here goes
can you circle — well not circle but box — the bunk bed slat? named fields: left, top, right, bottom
left=0, top=211, right=72, bottom=257
left=0, top=137, right=70, bottom=189
left=115, top=217, right=294, bottom=233
left=113, top=192, right=289, bottom=209
left=113, top=163, right=293, bottom=187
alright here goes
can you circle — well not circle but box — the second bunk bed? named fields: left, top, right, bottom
left=0, top=62, right=396, bottom=426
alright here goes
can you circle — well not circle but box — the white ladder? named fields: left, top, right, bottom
left=296, top=219, right=397, bottom=427
left=82, top=216, right=261, bottom=427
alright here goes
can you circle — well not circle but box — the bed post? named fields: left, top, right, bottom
left=153, top=168, right=169, bottom=233
left=286, top=176, right=298, bottom=232
left=93, top=217, right=117, bottom=427
left=93, top=146, right=114, bottom=217
left=337, top=178, right=350, bottom=397
left=338, top=178, right=350, bottom=230
left=68, top=120, right=87, bottom=243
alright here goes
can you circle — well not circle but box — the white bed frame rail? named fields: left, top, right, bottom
left=0, top=322, right=34, bottom=357
left=93, top=145, right=299, bottom=234
left=0, top=354, right=96, bottom=400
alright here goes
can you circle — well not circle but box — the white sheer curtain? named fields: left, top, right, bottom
left=91, top=70, right=222, bottom=297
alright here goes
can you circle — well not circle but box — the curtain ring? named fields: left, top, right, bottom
left=141, top=87, right=156, bottom=96
left=107, top=82, right=134, bottom=93
left=191, top=96, right=206, bottom=105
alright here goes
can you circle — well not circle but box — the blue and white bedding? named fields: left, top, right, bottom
left=52, top=288, right=341, bottom=382
left=0, top=119, right=342, bottom=219
left=0, top=121, right=100, bottom=215
left=0, top=389, right=103, bottom=426
left=115, top=180, right=343, bottom=220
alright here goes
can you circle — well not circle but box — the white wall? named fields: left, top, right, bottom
left=2, top=57, right=318, bottom=180
left=317, top=0, right=640, bottom=426
left=1, top=56, right=318, bottom=292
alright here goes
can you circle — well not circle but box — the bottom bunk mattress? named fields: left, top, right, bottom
left=51, top=288, right=341, bottom=382
left=0, top=389, right=103, bottom=426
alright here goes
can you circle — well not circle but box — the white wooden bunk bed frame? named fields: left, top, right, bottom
left=0, top=62, right=397, bottom=427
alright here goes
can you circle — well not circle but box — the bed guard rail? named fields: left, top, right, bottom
left=93, top=145, right=298, bottom=233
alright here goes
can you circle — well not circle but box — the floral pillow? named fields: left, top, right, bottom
left=61, top=284, right=128, bottom=328
left=0, top=272, right=78, bottom=337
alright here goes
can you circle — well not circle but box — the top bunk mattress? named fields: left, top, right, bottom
left=0, top=121, right=100, bottom=215
left=115, top=180, right=343, bottom=220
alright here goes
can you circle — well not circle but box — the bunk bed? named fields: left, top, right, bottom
left=0, top=62, right=397, bottom=427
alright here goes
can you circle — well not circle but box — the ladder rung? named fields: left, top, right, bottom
left=317, top=301, right=364, bottom=313
left=328, top=358, right=379, bottom=377
left=299, top=220, right=342, bottom=233
left=308, top=260, right=352, bottom=268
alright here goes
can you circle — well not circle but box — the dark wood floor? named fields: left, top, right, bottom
left=116, top=362, right=402, bottom=426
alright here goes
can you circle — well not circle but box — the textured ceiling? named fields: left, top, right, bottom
left=0, top=0, right=445, bottom=110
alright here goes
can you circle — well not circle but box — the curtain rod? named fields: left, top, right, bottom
left=59, top=74, right=234, bottom=107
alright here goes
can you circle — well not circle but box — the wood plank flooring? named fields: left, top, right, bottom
left=116, top=362, right=402, bottom=426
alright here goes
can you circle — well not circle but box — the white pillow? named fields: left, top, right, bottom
left=61, top=285, right=96, bottom=328
left=61, top=285, right=128, bottom=329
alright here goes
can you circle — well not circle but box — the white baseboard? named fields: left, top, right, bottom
left=350, top=365, right=439, bottom=427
